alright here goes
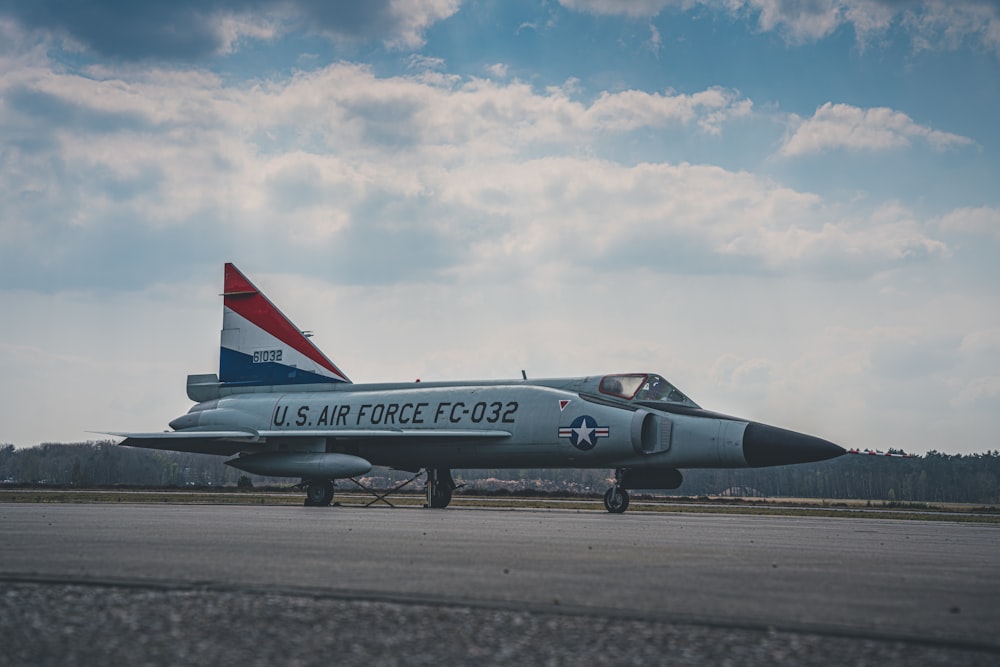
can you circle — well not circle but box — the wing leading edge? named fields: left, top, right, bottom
left=107, top=427, right=512, bottom=466
left=105, top=427, right=512, bottom=455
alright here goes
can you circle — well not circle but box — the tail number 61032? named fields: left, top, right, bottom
left=253, top=349, right=283, bottom=363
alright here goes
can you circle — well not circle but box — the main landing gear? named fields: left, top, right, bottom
left=425, top=468, right=457, bottom=509
left=348, top=468, right=458, bottom=508
left=303, top=478, right=335, bottom=507
left=603, top=469, right=630, bottom=514
left=301, top=468, right=459, bottom=509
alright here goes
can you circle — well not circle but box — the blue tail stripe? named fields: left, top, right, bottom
left=220, top=347, right=343, bottom=386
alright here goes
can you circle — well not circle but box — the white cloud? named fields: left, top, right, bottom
left=0, top=60, right=953, bottom=289
left=560, top=0, right=1000, bottom=53
left=559, top=1, right=695, bottom=19
left=779, top=102, right=974, bottom=157
left=936, top=206, right=1000, bottom=238
left=214, top=13, right=280, bottom=54
left=584, top=87, right=752, bottom=135
left=902, top=0, right=1000, bottom=55
left=645, top=22, right=663, bottom=56
left=407, top=54, right=447, bottom=71
left=740, top=0, right=900, bottom=43
left=378, top=0, right=463, bottom=50
left=430, top=159, right=948, bottom=279
left=484, top=63, right=508, bottom=78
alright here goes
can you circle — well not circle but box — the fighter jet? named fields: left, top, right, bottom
left=111, top=263, right=846, bottom=513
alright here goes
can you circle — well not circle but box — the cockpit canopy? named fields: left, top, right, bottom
left=598, top=373, right=699, bottom=408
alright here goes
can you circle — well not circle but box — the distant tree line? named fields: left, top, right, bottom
left=0, top=442, right=287, bottom=488
left=675, top=451, right=1000, bottom=504
left=1, top=442, right=998, bottom=504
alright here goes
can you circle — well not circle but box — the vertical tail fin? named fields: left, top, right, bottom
left=219, top=263, right=351, bottom=386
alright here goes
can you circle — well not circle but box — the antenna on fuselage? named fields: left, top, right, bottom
left=521, top=370, right=527, bottom=380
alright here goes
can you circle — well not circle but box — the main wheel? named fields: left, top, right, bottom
left=304, top=479, right=335, bottom=507
left=603, top=487, right=629, bottom=513
left=428, top=484, right=452, bottom=508
left=426, top=468, right=455, bottom=508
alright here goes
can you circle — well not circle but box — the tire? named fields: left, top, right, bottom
left=428, top=484, right=452, bottom=509
left=305, top=479, right=335, bottom=507
left=603, top=487, right=629, bottom=514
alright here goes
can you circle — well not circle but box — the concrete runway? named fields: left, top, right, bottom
left=2, top=503, right=999, bottom=664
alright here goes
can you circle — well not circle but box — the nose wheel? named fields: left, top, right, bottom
left=603, top=486, right=630, bottom=513
left=604, top=469, right=629, bottom=513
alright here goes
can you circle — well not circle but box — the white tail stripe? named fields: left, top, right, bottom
left=221, top=308, right=344, bottom=382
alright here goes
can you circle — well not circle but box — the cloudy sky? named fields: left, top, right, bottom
left=1, top=0, right=997, bottom=455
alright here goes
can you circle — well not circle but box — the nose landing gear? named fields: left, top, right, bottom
left=603, top=469, right=630, bottom=513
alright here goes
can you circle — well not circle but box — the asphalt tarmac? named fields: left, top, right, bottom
left=2, top=503, right=998, bottom=665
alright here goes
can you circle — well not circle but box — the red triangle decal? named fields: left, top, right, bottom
left=559, top=400, right=570, bottom=411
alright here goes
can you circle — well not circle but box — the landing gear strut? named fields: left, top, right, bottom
left=603, top=469, right=629, bottom=514
left=303, top=478, right=335, bottom=507
left=426, top=468, right=456, bottom=508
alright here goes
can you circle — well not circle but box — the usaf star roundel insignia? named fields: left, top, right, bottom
left=558, top=415, right=610, bottom=451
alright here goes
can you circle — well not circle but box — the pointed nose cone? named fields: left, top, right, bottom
left=742, top=422, right=846, bottom=467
